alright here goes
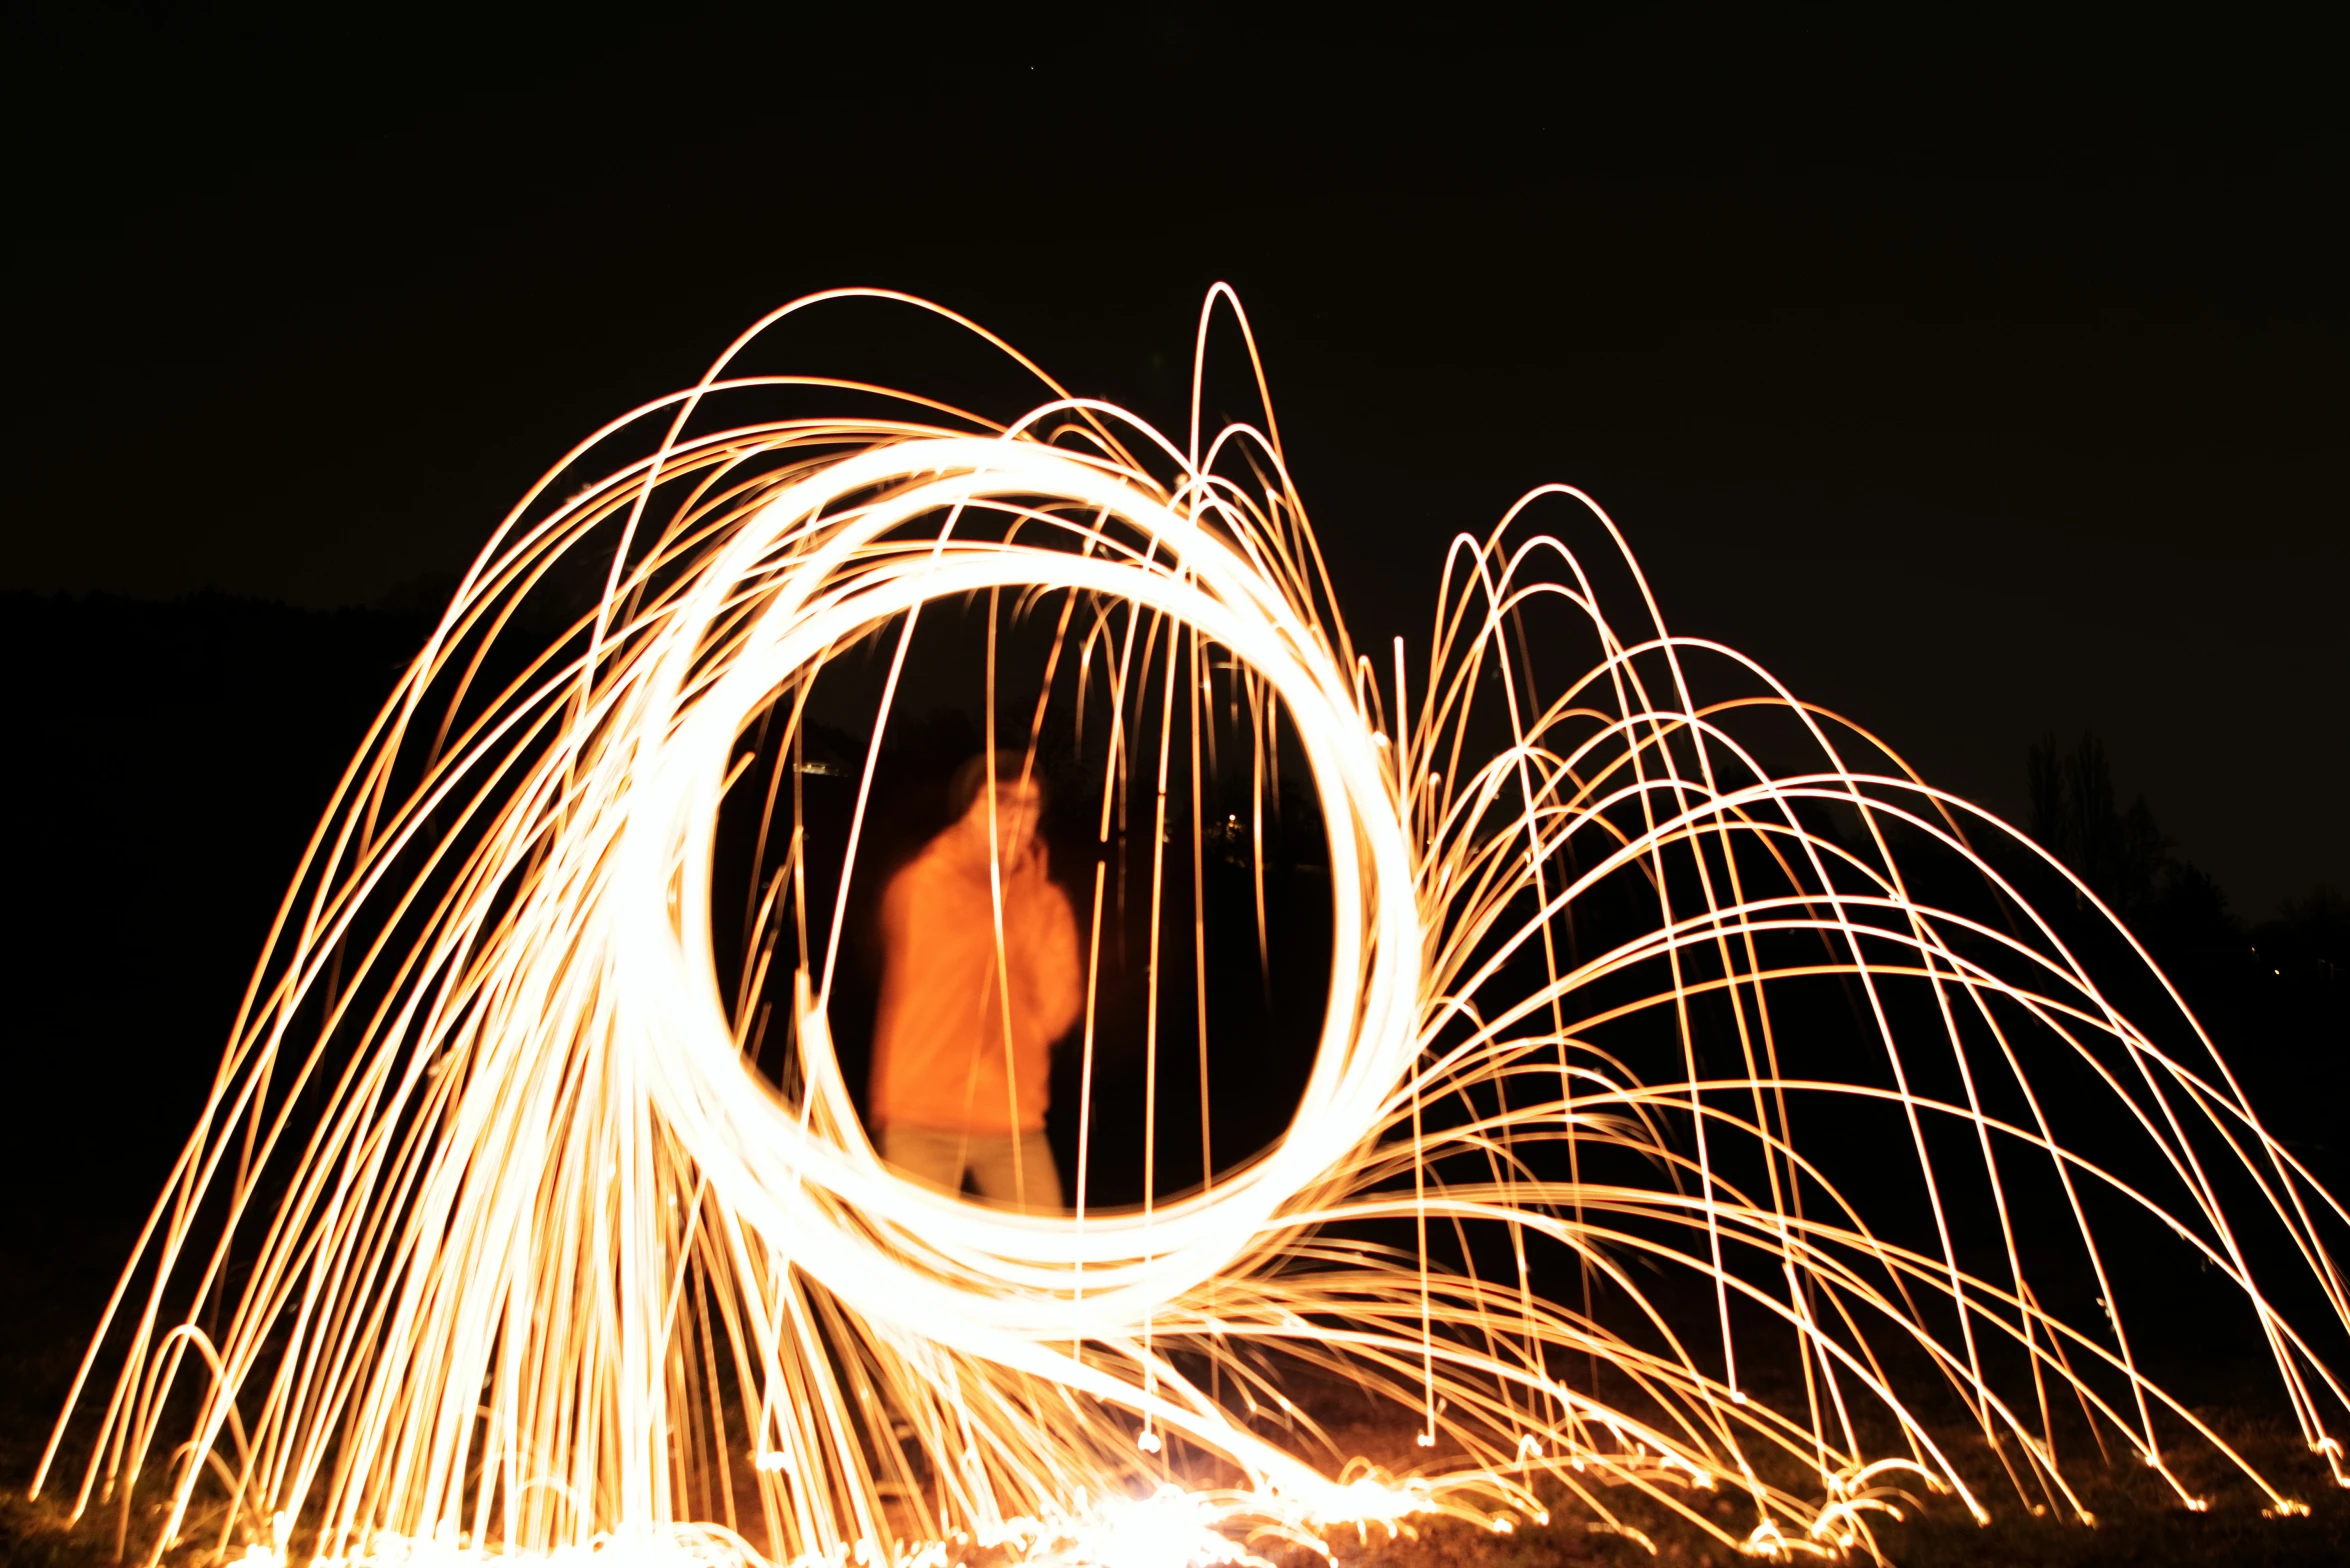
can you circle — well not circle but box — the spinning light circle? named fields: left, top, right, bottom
left=619, top=437, right=1420, bottom=1339
left=37, top=288, right=2350, bottom=1568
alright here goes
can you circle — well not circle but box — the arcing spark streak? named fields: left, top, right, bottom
left=39, top=289, right=2349, bottom=1565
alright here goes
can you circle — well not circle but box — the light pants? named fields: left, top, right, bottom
left=882, top=1125, right=1064, bottom=1213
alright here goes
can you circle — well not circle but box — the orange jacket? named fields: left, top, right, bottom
left=868, top=832, right=1082, bottom=1134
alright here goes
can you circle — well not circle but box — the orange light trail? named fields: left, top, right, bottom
left=36, top=288, right=2347, bottom=1566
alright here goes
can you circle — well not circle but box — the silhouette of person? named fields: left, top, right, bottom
left=868, top=754, right=1080, bottom=1210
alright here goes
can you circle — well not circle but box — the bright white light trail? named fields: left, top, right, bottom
left=36, top=288, right=2350, bottom=1566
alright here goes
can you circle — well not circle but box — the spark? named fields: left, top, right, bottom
left=36, top=287, right=2350, bottom=1567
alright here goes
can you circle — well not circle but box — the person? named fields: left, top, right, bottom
left=868, top=754, right=1081, bottom=1210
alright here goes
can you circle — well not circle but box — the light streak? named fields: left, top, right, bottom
left=36, top=287, right=2350, bottom=1566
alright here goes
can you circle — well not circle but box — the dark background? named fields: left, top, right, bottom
left=2, top=0, right=2344, bottom=1522
left=7, top=2, right=2342, bottom=913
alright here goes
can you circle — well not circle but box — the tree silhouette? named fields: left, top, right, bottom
left=2026, top=730, right=2236, bottom=954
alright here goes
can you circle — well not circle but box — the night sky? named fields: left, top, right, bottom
left=6, top=4, right=2342, bottom=916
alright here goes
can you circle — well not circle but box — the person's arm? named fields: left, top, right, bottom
left=1026, top=877, right=1084, bottom=1046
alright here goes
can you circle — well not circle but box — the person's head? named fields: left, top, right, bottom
left=947, top=753, right=1046, bottom=864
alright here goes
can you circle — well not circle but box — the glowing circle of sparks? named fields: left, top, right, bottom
left=621, top=435, right=1421, bottom=1338
left=36, top=287, right=2350, bottom=1568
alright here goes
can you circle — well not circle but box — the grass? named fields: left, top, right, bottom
left=1296, top=1402, right=2350, bottom=1568
left=8, top=1243, right=2345, bottom=1567
left=7, top=1408, right=2345, bottom=1566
